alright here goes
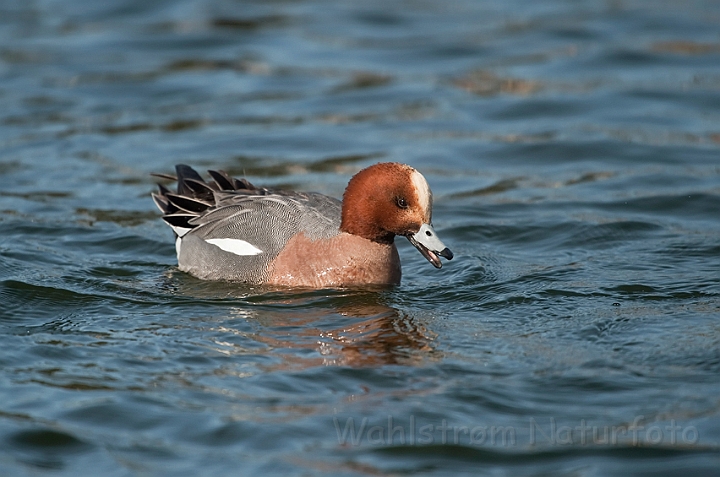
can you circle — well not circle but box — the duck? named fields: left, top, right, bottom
left=152, top=163, right=453, bottom=287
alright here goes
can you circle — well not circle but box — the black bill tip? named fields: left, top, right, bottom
left=438, top=247, right=453, bottom=260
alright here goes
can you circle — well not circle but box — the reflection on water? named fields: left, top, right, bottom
left=246, top=305, right=436, bottom=368
left=168, top=275, right=438, bottom=368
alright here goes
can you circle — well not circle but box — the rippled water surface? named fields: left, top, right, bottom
left=1, top=0, right=720, bottom=475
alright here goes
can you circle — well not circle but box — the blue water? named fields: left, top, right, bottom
left=1, top=0, right=719, bottom=475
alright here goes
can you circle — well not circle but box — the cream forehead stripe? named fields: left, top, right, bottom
left=410, top=169, right=432, bottom=218
left=205, top=238, right=263, bottom=256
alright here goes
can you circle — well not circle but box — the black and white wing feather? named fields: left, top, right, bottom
left=152, top=164, right=341, bottom=281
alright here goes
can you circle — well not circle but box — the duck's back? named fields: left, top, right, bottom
left=152, top=165, right=342, bottom=282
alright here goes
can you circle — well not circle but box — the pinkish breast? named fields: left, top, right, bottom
left=267, top=232, right=401, bottom=287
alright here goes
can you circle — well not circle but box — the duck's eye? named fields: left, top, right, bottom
left=396, top=197, right=408, bottom=209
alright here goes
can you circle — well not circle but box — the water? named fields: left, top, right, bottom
left=1, top=0, right=719, bottom=475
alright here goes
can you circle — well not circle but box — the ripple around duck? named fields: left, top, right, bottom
left=446, top=219, right=664, bottom=253
left=0, top=280, right=103, bottom=323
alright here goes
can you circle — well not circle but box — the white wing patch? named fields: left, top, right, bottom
left=205, top=238, right=263, bottom=256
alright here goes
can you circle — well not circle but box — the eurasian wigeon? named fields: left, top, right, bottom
left=152, top=163, right=453, bottom=287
